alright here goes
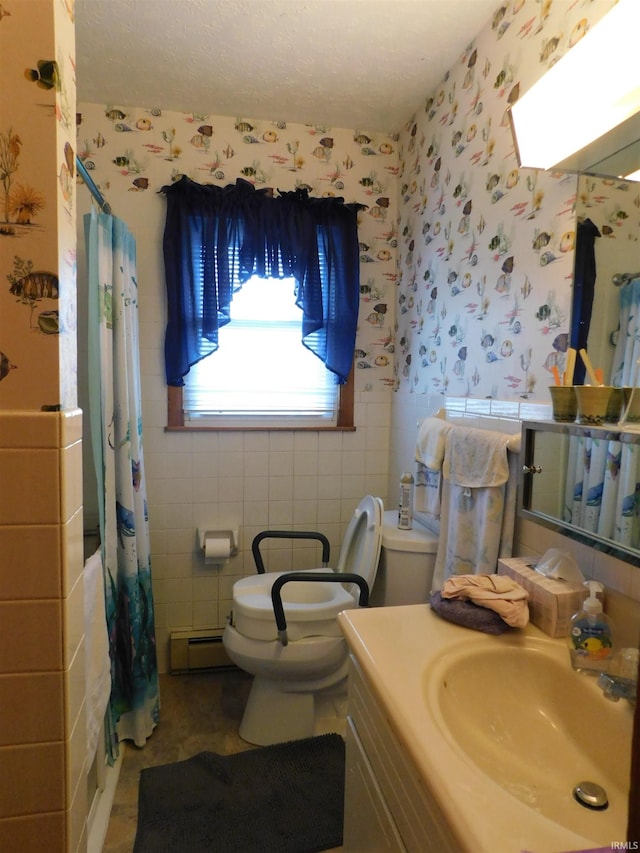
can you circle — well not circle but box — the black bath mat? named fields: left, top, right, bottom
left=133, top=733, right=345, bottom=853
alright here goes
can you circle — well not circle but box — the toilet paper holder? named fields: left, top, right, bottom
left=197, top=528, right=239, bottom=557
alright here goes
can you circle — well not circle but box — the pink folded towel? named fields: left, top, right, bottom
left=441, top=574, right=529, bottom=628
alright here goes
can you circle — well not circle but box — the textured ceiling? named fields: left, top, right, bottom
left=75, top=0, right=499, bottom=132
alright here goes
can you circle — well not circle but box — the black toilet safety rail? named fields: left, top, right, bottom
left=270, top=572, right=370, bottom=646
left=252, top=530, right=331, bottom=574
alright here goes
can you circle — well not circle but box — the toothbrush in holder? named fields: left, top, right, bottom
left=579, top=348, right=602, bottom=386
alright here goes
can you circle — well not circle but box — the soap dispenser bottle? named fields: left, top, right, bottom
left=569, top=581, right=614, bottom=674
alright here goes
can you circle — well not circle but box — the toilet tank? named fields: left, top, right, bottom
left=370, top=510, right=439, bottom=607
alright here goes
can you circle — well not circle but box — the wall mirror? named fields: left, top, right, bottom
left=520, top=420, right=640, bottom=567
left=574, top=171, right=640, bottom=387
left=519, top=158, right=640, bottom=564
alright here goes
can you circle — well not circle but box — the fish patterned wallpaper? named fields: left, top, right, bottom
left=0, top=0, right=77, bottom=411
left=393, top=0, right=618, bottom=401
left=74, top=105, right=400, bottom=393
left=1, top=0, right=623, bottom=411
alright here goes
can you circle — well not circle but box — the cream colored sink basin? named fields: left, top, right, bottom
left=425, top=635, right=633, bottom=841
left=339, top=605, right=635, bottom=852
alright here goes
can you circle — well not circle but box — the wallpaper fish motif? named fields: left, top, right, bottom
left=393, top=0, right=619, bottom=401
left=0, top=0, right=77, bottom=410
left=1, top=0, right=622, bottom=410
left=75, top=105, right=400, bottom=391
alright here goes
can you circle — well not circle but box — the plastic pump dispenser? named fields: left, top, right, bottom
left=569, top=581, right=614, bottom=674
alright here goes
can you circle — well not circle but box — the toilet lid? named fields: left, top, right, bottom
left=335, top=495, right=384, bottom=593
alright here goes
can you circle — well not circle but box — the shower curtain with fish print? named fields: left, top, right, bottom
left=610, top=277, right=640, bottom=388
left=85, top=209, right=159, bottom=761
left=563, top=430, right=640, bottom=551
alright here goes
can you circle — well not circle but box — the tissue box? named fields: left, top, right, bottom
left=497, top=557, right=586, bottom=638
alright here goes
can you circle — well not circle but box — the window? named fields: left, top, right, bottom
left=179, top=276, right=344, bottom=428
left=162, top=177, right=360, bottom=430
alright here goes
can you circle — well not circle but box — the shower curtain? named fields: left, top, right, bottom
left=562, top=277, right=640, bottom=551
left=610, top=277, right=640, bottom=387
left=85, top=209, right=159, bottom=761
left=563, top=430, right=640, bottom=550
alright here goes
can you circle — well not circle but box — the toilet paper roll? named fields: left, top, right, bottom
left=204, top=536, right=231, bottom=564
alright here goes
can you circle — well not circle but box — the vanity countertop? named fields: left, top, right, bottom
left=338, top=604, right=633, bottom=853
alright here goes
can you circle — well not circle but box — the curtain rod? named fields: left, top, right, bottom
left=76, top=156, right=112, bottom=214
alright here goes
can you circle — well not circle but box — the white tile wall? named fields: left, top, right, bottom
left=145, top=388, right=393, bottom=671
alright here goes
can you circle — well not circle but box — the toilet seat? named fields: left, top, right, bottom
left=230, top=495, right=383, bottom=642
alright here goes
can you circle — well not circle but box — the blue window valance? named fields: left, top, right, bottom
left=161, top=176, right=364, bottom=387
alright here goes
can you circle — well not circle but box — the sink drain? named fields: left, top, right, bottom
left=573, top=781, right=609, bottom=810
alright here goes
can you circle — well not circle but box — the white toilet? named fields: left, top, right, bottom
left=370, top=510, right=439, bottom=606
left=223, top=497, right=439, bottom=745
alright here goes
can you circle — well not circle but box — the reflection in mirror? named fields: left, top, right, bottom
left=521, top=422, right=640, bottom=566
left=573, top=173, right=640, bottom=386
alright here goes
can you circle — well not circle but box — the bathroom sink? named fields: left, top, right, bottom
left=338, top=606, right=634, bottom=852
left=424, top=635, right=633, bottom=840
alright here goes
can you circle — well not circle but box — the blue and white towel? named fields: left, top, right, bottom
left=433, top=425, right=517, bottom=590
left=415, top=417, right=453, bottom=519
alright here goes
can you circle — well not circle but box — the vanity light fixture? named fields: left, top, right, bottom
left=510, top=0, right=640, bottom=175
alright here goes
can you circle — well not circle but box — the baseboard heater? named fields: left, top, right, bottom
left=170, top=629, right=236, bottom=672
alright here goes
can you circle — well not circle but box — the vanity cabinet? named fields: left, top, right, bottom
left=520, top=419, right=640, bottom=565
left=343, top=656, right=460, bottom=853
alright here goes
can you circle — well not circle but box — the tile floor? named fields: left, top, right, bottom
left=101, top=668, right=343, bottom=852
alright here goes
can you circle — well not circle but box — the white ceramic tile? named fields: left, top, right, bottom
left=243, top=432, right=269, bottom=452
left=165, top=553, right=193, bottom=578
left=269, top=432, right=294, bottom=452
left=217, top=451, right=244, bottom=477
left=243, top=452, right=269, bottom=477
left=218, top=433, right=244, bottom=453
left=64, top=642, right=86, bottom=745
left=365, top=425, right=390, bottom=451
left=217, top=477, right=243, bottom=502
left=294, top=451, right=318, bottom=475
left=293, top=477, right=317, bottom=502
left=193, top=576, right=219, bottom=600
left=340, top=474, right=365, bottom=500
left=63, top=573, right=84, bottom=668
left=318, top=431, right=343, bottom=451
left=243, top=476, right=268, bottom=502
left=163, top=452, right=194, bottom=479
left=59, top=410, right=82, bottom=448
left=191, top=454, right=221, bottom=478
left=192, top=503, right=220, bottom=530
left=269, top=477, right=293, bottom=501
left=341, top=450, right=366, bottom=476
left=163, top=501, right=193, bottom=530
left=269, top=451, right=294, bottom=476
left=193, top=600, right=220, bottom=627
left=317, top=450, right=343, bottom=476
left=166, top=528, right=194, bottom=555
left=362, top=401, right=391, bottom=428
left=293, top=500, right=318, bottom=526
left=317, top=499, right=341, bottom=525
left=365, top=474, right=388, bottom=499
left=164, top=578, right=193, bottom=602
left=268, top=501, right=294, bottom=526
left=317, top=475, right=341, bottom=500
left=166, top=430, right=193, bottom=453
left=244, top=496, right=269, bottom=527
left=142, top=399, right=168, bottom=429
left=191, top=431, right=219, bottom=453
left=219, top=574, right=238, bottom=599
left=294, top=432, right=318, bottom=452
left=166, top=602, right=193, bottom=629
